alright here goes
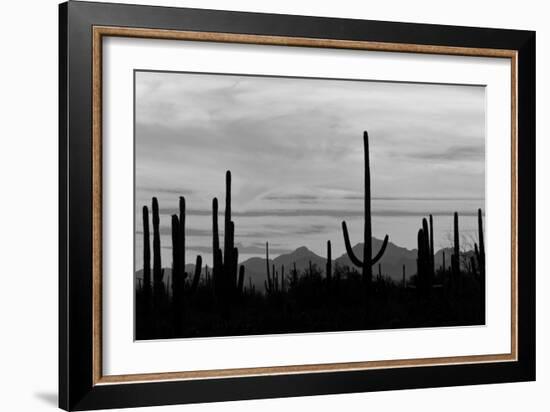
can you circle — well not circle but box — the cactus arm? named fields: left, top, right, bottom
left=371, top=234, right=389, bottom=265
left=342, top=221, right=363, bottom=267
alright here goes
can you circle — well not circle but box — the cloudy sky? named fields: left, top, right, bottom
left=134, top=70, right=485, bottom=268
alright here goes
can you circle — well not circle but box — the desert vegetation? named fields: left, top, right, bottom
left=135, top=131, right=485, bottom=340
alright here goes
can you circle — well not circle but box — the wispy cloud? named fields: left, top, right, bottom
left=135, top=71, right=485, bottom=258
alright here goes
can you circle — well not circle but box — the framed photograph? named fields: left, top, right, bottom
left=59, top=1, right=535, bottom=410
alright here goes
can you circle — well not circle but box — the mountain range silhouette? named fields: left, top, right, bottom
left=135, top=238, right=475, bottom=292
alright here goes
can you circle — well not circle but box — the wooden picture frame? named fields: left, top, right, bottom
left=59, top=1, right=535, bottom=410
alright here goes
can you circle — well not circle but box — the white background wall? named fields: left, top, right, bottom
left=0, top=0, right=546, bottom=411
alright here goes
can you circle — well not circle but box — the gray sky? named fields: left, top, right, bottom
left=135, top=70, right=485, bottom=267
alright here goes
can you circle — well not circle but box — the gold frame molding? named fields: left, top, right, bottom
left=91, top=26, right=518, bottom=386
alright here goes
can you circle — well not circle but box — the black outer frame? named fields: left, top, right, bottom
left=59, top=1, right=535, bottom=410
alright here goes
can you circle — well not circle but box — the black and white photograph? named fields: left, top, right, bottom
left=134, top=70, right=487, bottom=340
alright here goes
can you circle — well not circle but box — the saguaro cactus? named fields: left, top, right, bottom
left=171, top=214, right=183, bottom=300
left=142, top=205, right=151, bottom=298
left=152, top=197, right=164, bottom=296
left=212, top=198, right=222, bottom=292
left=429, top=214, right=435, bottom=276
left=451, top=212, right=460, bottom=284
left=475, top=208, right=485, bottom=278
left=172, top=197, right=202, bottom=298
left=421, top=217, right=435, bottom=285
left=212, top=171, right=245, bottom=301
left=178, top=197, right=186, bottom=279
left=326, top=240, right=332, bottom=283
left=190, top=255, right=202, bottom=293
left=342, top=131, right=389, bottom=286
left=416, top=223, right=431, bottom=292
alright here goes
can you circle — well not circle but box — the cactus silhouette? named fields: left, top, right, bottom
left=211, top=171, right=245, bottom=301
left=475, top=209, right=486, bottom=313
left=342, top=131, right=389, bottom=286
left=326, top=240, right=332, bottom=283
left=421, top=217, right=435, bottom=285
left=212, top=197, right=222, bottom=294
left=178, top=197, right=186, bottom=279
left=142, top=205, right=151, bottom=299
left=451, top=212, right=460, bottom=286
left=135, top=151, right=485, bottom=340
left=171, top=214, right=183, bottom=300
left=475, top=208, right=485, bottom=278
left=171, top=197, right=203, bottom=303
left=416, top=219, right=432, bottom=293
left=190, top=255, right=202, bottom=294
left=151, top=197, right=164, bottom=300
left=429, top=214, right=435, bottom=277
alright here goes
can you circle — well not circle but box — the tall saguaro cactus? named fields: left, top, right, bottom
left=212, top=171, right=245, bottom=301
left=342, top=131, right=389, bottom=286
left=171, top=214, right=183, bottom=301
left=475, top=208, right=485, bottom=278
left=152, top=197, right=164, bottom=292
left=420, top=217, right=435, bottom=284
left=416, top=219, right=433, bottom=293
left=429, top=214, right=435, bottom=276
left=178, top=197, right=186, bottom=278
left=212, top=198, right=221, bottom=292
left=142, top=205, right=151, bottom=298
left=451, top=212, right=460, bottom=285
left=326, top=240, right=332, bottom=283
left=265, top=242, right=273, bottom=293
